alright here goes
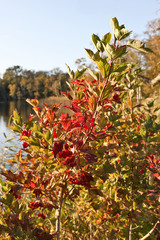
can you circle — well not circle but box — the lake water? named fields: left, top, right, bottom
left=0, top=99, right=71, bottom=167
left=0, top=101, right=34, bottom=164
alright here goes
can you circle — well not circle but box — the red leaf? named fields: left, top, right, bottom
left=30, top=181, right=36, bottom=189
left=63, top=103, right=80, bottom=112
left=60, top=113, right=72, bottom=131
left=72, top=79, right=85, bottom=85
left=153, top=173, right=160, bottom=179
left=52, top=141, right=64, bottom=158
left=53, top=128, right=57, bottom=138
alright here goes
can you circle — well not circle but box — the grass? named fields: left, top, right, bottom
left=39, top=96, right=71, bottom=106
left=39, top=96, right=72, bottom=116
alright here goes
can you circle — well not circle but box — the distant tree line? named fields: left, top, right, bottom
left=0, top=18, right=159, bottom=102
left=0, top=66, right=70, bottom=101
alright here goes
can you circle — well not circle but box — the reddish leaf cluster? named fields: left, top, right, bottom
left=38, top=212, right=46, bottom=219
left=22, top=129, right=31, bottom=136
left=59, top=149, right=76, bottom=167
left=22, top=142, right=29, bottom=148
left=113, top=93, right=121, bottom=103
left=29, top=201, right=44, bottom=209
left=69, top=171, right=93, bottom=188
left=52, top=141, right=64, bottom=158
left=12, top=193, right=21, bottom=199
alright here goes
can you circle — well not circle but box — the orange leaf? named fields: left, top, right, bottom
left=88, top=95, right=97, bottom=111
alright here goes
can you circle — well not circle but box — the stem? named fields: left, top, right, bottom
left=128, top=99, right=135, bottom=240
left=129, top=165, right=133, bottom=240
left=89, top=223, right=92, bottom=240
left=139, top=220, right=160, bottom=240
left=129, top=220, right=132, bottom=240
left=55, top=187, right=64, bottom=240
left=127, top=142, right=134, bottom=240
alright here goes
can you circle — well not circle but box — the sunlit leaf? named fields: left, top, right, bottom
left=127, top=39, right=153, bottom=53
left=65, top=64, right=75, bottom=79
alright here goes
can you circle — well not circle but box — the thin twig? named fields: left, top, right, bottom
left=139, top=220, right=160, bottom=240
left=129, top=221, right=133, bottom=240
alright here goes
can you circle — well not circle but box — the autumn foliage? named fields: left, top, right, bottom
left=0, top=18, right=160, bottom=240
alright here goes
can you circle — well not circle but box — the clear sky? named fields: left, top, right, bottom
left=0, top=0, right=159, bottom=75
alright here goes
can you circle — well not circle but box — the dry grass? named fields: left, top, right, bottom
left=39, top=96, right=73, bottom=116
left=39, top=96, right=71, bottom=106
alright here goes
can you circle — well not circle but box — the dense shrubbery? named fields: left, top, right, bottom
left=0, top=18, right=160, bottom=239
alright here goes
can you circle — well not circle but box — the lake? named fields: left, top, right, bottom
left=0, top=97, right=72, bottom=168
left=0, top=101, right=34, bottom=163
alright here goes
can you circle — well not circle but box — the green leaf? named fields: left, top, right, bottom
left=45, top=130, right=51, bottom=141
left=6, top=193, right=14, bottom=205
left=74, top=68, right=87, bottom=79
left=101, top=84, right=113, bottom=99
left=114, top=46, right=127, bottom=58
left=144, top=114, right=153, bottom=129
left=117, top=28, right=131, bottom=40
left=65, top=64, right=74, bottom=79
left=48, top=135, right=53, bottom=145
left=110, top=17, right=131, bottom=40
left=28, top=137, right=40, bottom=146
left=2, top=185, right=9, bottom=193
left=85, top=49, right=101, bottom=63
left=95, top=58, right=110, bottom=78
left=92, top=34, right=104, bottom=52
left=154, top=107, right=160, bottom=113
left=147, top=100, right=154, bottom=108
left=102, top=32, right=112, bottom=45
left=140, top=127, right=147, bottom=138
left=13, top=110, right=22, bottom=126
left=32, top=123, right=42, bottom=133
left=127, top=39, right=153, bottom=53
left=153, top=123, right=160, bottom=131
left=103, top=160, right=115, bottom=173
left=103, top=43, right=115, bottom=59
left=103, top=43, right=126, bottom=60
left=85, top=48, right=96, bottom=62
left=114, top=64, right=128, bottom=73
left=9, top=125, right=21, bottom=133
left=14, top=201, right=19, bottom=212
left=110, top=17, right=119, bottom=34
left=96, top=160, right=115, bottom=181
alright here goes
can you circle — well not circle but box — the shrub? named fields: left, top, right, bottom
left=0, top=18, right=159, bottom=240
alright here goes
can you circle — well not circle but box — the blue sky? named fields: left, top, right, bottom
left=0, top=0, right=159, bottom=75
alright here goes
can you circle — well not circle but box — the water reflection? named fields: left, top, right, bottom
left=0, top=101, right=34, bottom=167
left=0, top=101, right=34, bottom=122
